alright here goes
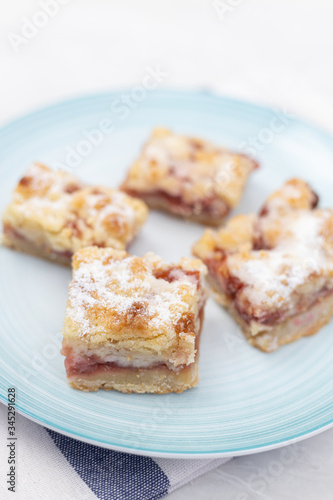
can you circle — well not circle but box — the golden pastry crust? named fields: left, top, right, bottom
left=62, top=246, right=207, bottom=393
left=121, top=128, right=257, bottom=225
left=2, top=163, right=148, bottom=264
left=193, top=179, right=333, bottom=351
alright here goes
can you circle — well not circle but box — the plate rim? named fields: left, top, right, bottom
left=1, top=402, right=333, bottom=459
left=1, top=87, right=333, bottom=147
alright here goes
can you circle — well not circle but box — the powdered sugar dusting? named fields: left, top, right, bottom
left=84, top=190, right=135, bottom=228
left=142, top=132, right=252, bottom=198
left=10, top=164, right=142, bottom=242
left=229, top=211, right=329, bottom=308
left=68, top=253, right=199, bottom=336
left=14, top=164, right=79, bottom=218
left=281, top=183, right=302, bottom=199
left=19, top=195, right=69, bottom=220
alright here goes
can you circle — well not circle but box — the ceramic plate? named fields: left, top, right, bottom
left=1, top=90, right=333, bottom=457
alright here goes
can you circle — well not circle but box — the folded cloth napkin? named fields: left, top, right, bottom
left=0, top=404, right=230, bottom=500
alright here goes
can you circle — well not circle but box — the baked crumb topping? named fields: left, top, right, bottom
left=66, top=247, right=207, bottom=348
left=193, top=179, right=333, bottom=322
left=121, top=128, right=257, bottom=216
left=2, top=163, right=148, bottom=254
left=229, top=210, right=331, bottom=309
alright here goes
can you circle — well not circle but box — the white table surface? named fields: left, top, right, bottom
left=1, top=1, right=333, bottom=498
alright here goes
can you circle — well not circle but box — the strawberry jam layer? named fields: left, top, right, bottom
left=62, top=348, right=186, bottom=378
left=3, top=223, right=73, bottom=262
left=3, top=223, right=30, bottom=243
left=123, top=189, right=230, bottom=220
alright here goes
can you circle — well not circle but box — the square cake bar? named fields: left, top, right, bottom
left=193, top=179, right=333, bottom=352
left=121, top=128, right=258, bottom=225
left=2, top=163, right=148, bottom=265
left=61, top=246, right=207, bottom=393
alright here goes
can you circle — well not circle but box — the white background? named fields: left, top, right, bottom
left=1, top=1, right=333, bottom=499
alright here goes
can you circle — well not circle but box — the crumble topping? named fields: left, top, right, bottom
left=67, top=247, right=207, bottom=338
left=12, top=163, right=81, bottom=227
left=229, top=210, right=330, bottom=308
left=194, top=178, right=333, bottom=319
left=3, top=163, right=148, bottom=252
left=121, top=128, right=257, bottom=210
left=17, top=162, right=81, bottom=197
left=14, top=164, right=137, bottom=228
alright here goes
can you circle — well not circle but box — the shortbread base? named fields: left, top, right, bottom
left=209, top=277, right=333, bottom=352
left=67, top=361, right=199, bottom=394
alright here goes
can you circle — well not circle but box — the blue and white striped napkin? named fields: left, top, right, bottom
left=0, top=404, right=230, bottom=500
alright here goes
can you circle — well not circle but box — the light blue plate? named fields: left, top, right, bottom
left=1, top=90, right=333, bottom=458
